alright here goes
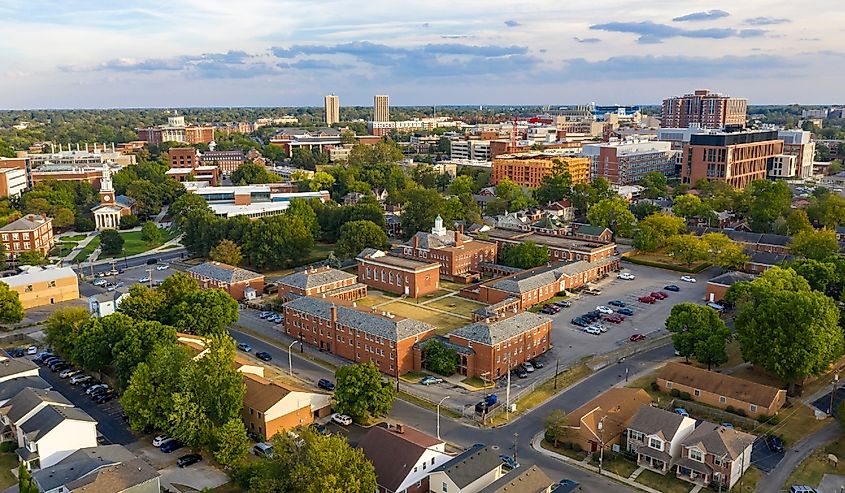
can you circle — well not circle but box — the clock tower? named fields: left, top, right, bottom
left=99, top=166, right=115, bottom=206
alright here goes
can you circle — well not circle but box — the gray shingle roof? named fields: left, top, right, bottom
left=357, top=250, right=439, bottom=270
left=628, top=406, right=687, bottom=441
left=2, top=388, right=71, bottom=424
left=708, top=271, right=756, bottom=286
left=491, top=258, right=618, bottom=295
left=680, top=422, right=755, bottom=460
left=20, top=405, right=96, bottom=442
left=278, top=267, right=356, bottom=290
left=32, top=445, right=138, bottom=492
left=433, top=445, right=502, bottom=489
left=404, top=230, right=472, bottom=250
left=477, top=464, right=554, bottom=493
left=451, top=312, right=550, bottom=346
left=283, top=296, right=436, bottom=342
left=187, top=261, right=263, bottom=284
left=0, top=357, right=38, bottom=379
left=0, top=214, right=49, bottom=232
left=0, top=376, right=50, bottom=402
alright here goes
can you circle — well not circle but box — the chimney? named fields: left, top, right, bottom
left=412, top=235, right=419, bottom=250
left=455, top=225, right=463, bottom=247
left=330, top=305, right=337, bottom=324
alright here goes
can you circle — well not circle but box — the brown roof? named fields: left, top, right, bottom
left=67, top=458, right=159, bottom=493
left=242, top=373, right=294, bottom=413
left=681, top=421, right=755, bottom=460
left=477, top=465, right=554, bottom=493
left=566, top=388, right=652, bottom=441
left=358, top=424, right=445, bottom=492
left=658, top=362, right=785, bottom=408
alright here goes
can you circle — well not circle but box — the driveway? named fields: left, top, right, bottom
left=159, top=462, right=229, bottom=492
left=751, top=436, right=785, bottom=473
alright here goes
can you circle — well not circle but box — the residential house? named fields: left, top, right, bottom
left=743, top=250, right=794, bottom=274
left=0, top=376, right=50, bottom=407
left=675, top=422, right=755, bottom=490
left=241, top=373, right=331, bottom=440
left=0, top=356, right=39, bottom=385
left=705, top=271, right=755, bottom=303
left=657, top=362, right=786, bottom=418
left=357, top=248, right=441, bottom=298
left=358, top=423, right=452, bottom=493
left=570, top=225, right=614, bottom=243
left=0, top=214, right=54, bottom=259
left=542, top=200, right=575, bottom=222
left=385, top=213, right=402, bottom=238
left=563, top=388, right=653, bottom=453
left=0, top=266, right=80, bottom=309
left=0, top=387, right=72, bottom=445
left=32, top=444, right=159, bottom=493
left=625, top=405, right=696, bottom=474
left=428, top=444, right=505, bottom=493
left=477, top=465, right=554, bottom=493
left=187, top=261, right=265, bottom=301
left=688, top=227, right=791, bottom=255
left=277, top=266, right=365, bottom=302
left=16, top=404, right=98, bottom=469
left=88, top=291, right=129, bottom=317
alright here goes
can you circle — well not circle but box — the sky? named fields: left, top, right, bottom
left=0, top=0, right=841, bottom=109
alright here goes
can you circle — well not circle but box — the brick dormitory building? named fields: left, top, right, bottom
left=356, top=248, right=441, bottom=298
left=277, top=266, right=367, bottom=302
left=479, top=228, right=617, bottom=263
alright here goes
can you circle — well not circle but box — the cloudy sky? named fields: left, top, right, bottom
left=0, top=0, right=840, bottom=108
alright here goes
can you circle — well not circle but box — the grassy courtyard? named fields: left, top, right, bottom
left=0, top=449, right=18, bottom=489
left=73, top=236, right=100, bottom=263
left=99, top=229, right=178, bottom=258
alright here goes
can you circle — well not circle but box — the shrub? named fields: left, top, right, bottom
left=563, top=442, right=573, bottom=450
left=544, top=429, right=556, bottom=443
left=760, top=415, right=781, bottom=425
left=679, top=391, right=692, bottom=401
left=572, top=443, right=582, bottom=452
left=734, top=408, right=747, bottom=417
left=650, top=381, right=659, bottom=391
left=725, top=405, right=736, bottom=414
left=0, top=441, right=15, bottom=453
left=670, top=388, right=681, bottom=398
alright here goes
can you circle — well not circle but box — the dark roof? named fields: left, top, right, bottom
left=758, top=234, right=791, bottom=247
left=433, top=445, right=503, bottom=489
left=1, top=388, right=71, bottom=424
left=278, top=267, right=356, bottom=290
left=576, top=225, right=610, bottom=237
left=0, top=357, right=38, bottom=379
left=635, top=445, right=672, bottom=465
left=187, top=261, right=263, bottom=284
left=746, top=250, right=794, bottom=266
left=628, top=406, right=689, bottom=441
left=0, top=376, right=50, bottom=402
left=20, top=405, right=96, bottom=441
left=490, top=258, right=618, bottom=295
left=708, top=271, right=756, bottom=286
left=32, top=445, right=138, bottom=492
left=451, top=312, right=550, bottom=346
left=415, top=335, right=474, bottom=355
left=477, top=465, right=554, bottom=493
left=358, top=424, right=445, bottom=492
left=0, top=214, right=49, bottom=232
left=66, top=457, right=159, bottom=493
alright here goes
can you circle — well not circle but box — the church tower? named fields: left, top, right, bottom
left=99, top=166, right=115, bottom=206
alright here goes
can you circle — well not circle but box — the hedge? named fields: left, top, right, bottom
left=622, top=255, right=712, bottom=274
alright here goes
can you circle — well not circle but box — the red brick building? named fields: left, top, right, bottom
left=481, top=228, right=617, bottom=263
left=681, top=130, right=784, bottom=188
left=168, top=147, right=199, bottom=168
left=398, top=216, right=497, bottom=282
left=201, top=150, right=245, bottom=176
left=0, top=214, right=54, bottom=259
left=282, top=296, right=436, bottom=376
left=187, top=261, right=264, bottom=301
left=356, top=249, right=441, bottom=298
left=661, top=89, right=747, bottom=129
left=277, top=266, right=366, bottom=302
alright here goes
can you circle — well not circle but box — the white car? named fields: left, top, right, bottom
left=26, top=346, right=37, bottom=355
left=522, top=361, right=535, bottom=373
left=156, top=265, right=168, bottom=270
left=331, top=413, right=352, bottom=426
left=92, top=278, right=107, bottom=286
left=590, top=323, right=608, bottom=333
left=70, top=374, right=91, bottom=385
left=583, top=326, right=602, bottom=335
left=596, top=306, right=614, bottom=315
left=617, top=272, right=635, bottom=280
left=680, top=276, right=697, bottom=283
left=152, top=435, right=170, bottom=447
left=86, top=384, right=108, bottom=395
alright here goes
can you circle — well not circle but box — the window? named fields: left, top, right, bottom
left=649, top=437, right=662, bottom=450
left=689, top=449, right=703, bottom=462
left=629, top=430, right=643, bottom=441
left=694, top=389, right=700, bottom=397
left=443, top=482, right=448, bottom=493
left=750, top=404, right=757, bottom=413
left=666, top=381, right=673, bottom=389
left=719, top=396, right=727, bottom=404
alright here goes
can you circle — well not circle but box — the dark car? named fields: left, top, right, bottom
left=554, top=300, right=572, bottom=308
left=89, top=388, right=111, bottom=400
left=629, top=333, right=646, bottom=342
left=638, top=296, right=656, bottom=304
left=310, top=423, right=330, bottom=435
left=617, top=307, right=634, bottom=316
left=604, top=314, right=624, bottom=324
left=571, top=317, right=589, bottom=327
left=651, top=291, right=668, bottom=300
left=553, top=479, right=581, bottom=493
left=513, top=367, right=528, bottom=379
left=79, top=380, right=100, bottom=390
left=95, top=391, right=116, bottom=404
left=530, top=358, right=545, bottom=369
left=247, top=431, right=262, bottom=442
left=499, top=454, right=520, bottom=469
left=160, top=439, right=184, bottom=453
left=584, top=310, right=601, bottom=320
left=475, top=401, right=490, bottom=414
left=176, top=453, right=202, bottom=468
left=255, top=351, right=272, bottom=361
left=544, top=304, right=560, bottom=313
left=608, top=300, right=626, bottom=307
left=317, top=379, right=335, bottom=391
left=540, top=307, right=556, bottom=315
left=10, top=348, right=24, bottom=357
left=664, top=284, right=681, bottom=292
left=765, top=434, right=785, bottom=454
left=51, top=363, right=70, bottom=373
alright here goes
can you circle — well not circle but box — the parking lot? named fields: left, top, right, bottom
left=78, top=260, right=179, bottom=298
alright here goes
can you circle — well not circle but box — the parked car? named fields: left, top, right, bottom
left=583, top=326, right=601, bottom=335
left=159, top=439, right=184, bottom=453
left=317, top=379, right=335, bottom=391
left=92, top=278, right=107, bottom=286
left=95, top=391, right=116, bottom=404
left=603, top=314, right=624, bottom=324
left=765, top=434, right=785, bottom=454
left=553, top=479, right=581, bottom=493
left=596, top=305, right=613, bottom=315
left=259, top=311, right=272, bottom=319
left=571, top=317, right=589, bottom=327
left=589, top=323, right=607, bottom=333
left=680, top=275, right=697, bottom=283
left=522, top=361, right=535, bottom=373
left=499, top=455, right=520, bottom=469
left=650, top=291, right=667, bottom=300
left=789, top=486, right=820, bottom=493
left=70, top=374, right=91, bottom=385
left=310, top=423, right=330, bottom=435
left=554, top=300, right=572, bottom=308
left=513, top=367, right=528, bottom=378
left=530, top=358, right=544, bottom=369
left=617, top=307, right=634, bottom=316
left=608, top=300, right=626, bottom=307
left=721, top=422, right=734, bottom=429
left=255, top=351, right=272, bottom=361
left=331, top=413, right=352, bottom=426
left=176, top=454, right=202, bottom=468
left=584, top=287, right=602, bottom=295
left=484, top=394, right=498, bottom=406
left=89, top=387, right=111, bottom=399
left=60, top=368, right=80, bottom=379
left=542, top=304, right=560, bottom=313
left=152, top=435, right=170, bottom=447
left=706, top=302, right=726, bottom=312
left=51, top=363, right=70, bottom=373
left=664, top=284, right=680, bottom=292
left=617, top=272, right=635, bottom=280
left=156, top=264, right=169, bottom=271
left=26, top=346, right=38, bottom=355
left=79, top=380, right=99, bottom=390
left=86, top=384, right=108, bottom=395
left=638, top=296, right=656, bottom=304
left=674, top=408, right=690, bottom=417
left=138, top=277, right=150, bottom=284
left=629, top=333, right=646, bottom=342
left=253, top=442, right=275, bottom=458
left=584, top=311, right=601, bottom=320
left=420, top=376, right=443, bottom=385
left=540, top=307, right=556, bottom=315
left=236, top=342, right=252, bottom=352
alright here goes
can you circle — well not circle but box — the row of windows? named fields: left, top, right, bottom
left=287, top=311, right=395, bottom=348
left=665, top=381, right=759, bottom=413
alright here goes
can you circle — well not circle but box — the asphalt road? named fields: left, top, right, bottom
left=72, top=248, right=187, bottom=277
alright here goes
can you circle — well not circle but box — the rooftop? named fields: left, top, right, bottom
left=0, top=214, right=50, bottom=232
left=432, top=445, right=503, bottom=489
left=1, top=266, right=77, bottom=288
left=658, top=362, right=785, bottom=408
left=65, top=457, right=159, bottom=493
left=358, top=424, right=445, bottom=492
left=278, top=266, right=357, bottom=290
left=1, top=387, right=72, bottom=424
left=32, top=444, right=138, bottom=492
left=0, top=356, right=39, bottom=379
left=0, top=376, right=50, bottom=402
left=708, top=271, right=756, bottom=286
left=187, top=261, right=263, bottom=284
left=357, top=249, right=440, bottom=271
left=681, top=421, right=755, bottom=460
left=491, top=258, right=618, bottom=295
left=628, top=405, right=690, bottom=442
left=20, top=405, right=96, bottom=442
left=451, top=312, right=550, bottom=346
left=477, top=465, right=554, bottom=493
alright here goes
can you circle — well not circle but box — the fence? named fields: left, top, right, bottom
left=669, top=399, right=759, bottom=429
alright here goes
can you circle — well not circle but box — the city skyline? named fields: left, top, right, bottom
left=0, top=0, right=842, bottom=109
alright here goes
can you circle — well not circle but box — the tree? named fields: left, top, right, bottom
left=44, top=306, right=89, bottom=356
left=335, top=220, right=388, bottom=258
left=544, top=409, right=569, bottom=447
left=672, top=194, right=704, bottom=220
left=789, top=258, right=838, bottom=295
left=99, top=229, right=124, bottom=255
left=231, top=163, right=279, bottom=185
left=309, top=171, right=335, bottom=192
left=747, top=180, right=792, bottom=232
left=808, top=193, right=845, bottom=229
left=790, top=228, right=839, bottom=260
left=243, top=214, right=314, bottom=270
left=213, top=417, right=251, bottom=467
left=587, top=197, right=636, bottom=238
left=334, top=361, right=396, bottom=421
left=534, top=163, right=572, bottom=204
left=17, top=250, right=48, bottom=266
left=785, top=209, right=813, bottom=235
left=287, top=198, right=320, bottom=239
left=174, top=289, right=239, bottom=337
left=499, top=241, right=549, bottom=269
left=169, top=193, right=210, bottom=229
left=665, top=235, right=709, bottom=268
left=112, top=320, right=176, bottom=388
left=121, top=344, right=193, bottom=432
left=127, top=179, right=163, bottom=218
left=702, top=233, right=749, bottom=271
left=633, top=213, right=685, bottom=252
left=19, top=463, right=38, bottom=493
left=734, top=267, right=843, bottom=393
left=210, top=239, right=242, bottom=266
left=448, top=175, right=474, bottom=197
left=665, top=303, right=730, bottom=369
left=141, top=221, right=162, bottom=245
left=0, top=283, right=24, bottom=325
left=52, top=207, right=76, bottom=229
left=639, top=172, right=668, bottom=199
left=73, top=314, right=130, bottom=372
left=400, top=188, right=444, bottom=239
left=423, top=339, right=458, bottom=376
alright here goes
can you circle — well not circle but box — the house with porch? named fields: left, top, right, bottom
left=564, top=388, right=652, bottom=453
left=675, top=422, right=755, bottom=490
left=625, top=405, right=696, bottom=474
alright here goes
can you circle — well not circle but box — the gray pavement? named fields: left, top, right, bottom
left=755, top=421, right=841, bottom=493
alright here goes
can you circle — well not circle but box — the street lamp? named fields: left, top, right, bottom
left=597, top=417, right=606, bottom=474
left=437, top=396, right=450, bottom=440
left=512, top=432, right=519, bottom=461
left=830, top=373, right=840, bottom=415
left=288, top=340, right=301, bottom=376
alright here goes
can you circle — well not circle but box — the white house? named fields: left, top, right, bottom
left=88, top=291, right=129, bottom=317
left=626, top=405, right=696, bottom=474
left=358, top=423, right=452, bottom=493
left=0, top=356, right=39, bottom=384
left=16, top=404, right=98, bottom=469
left=428, top=445, right=504, bottom=493
left=0, top=387, right=73, bottom=444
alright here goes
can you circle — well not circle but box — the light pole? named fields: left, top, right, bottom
left=513, top=432, right=519, bottom=461
left=288, top=340, right=301, bottom=376
left=554, top=358, right=560, bottom=390
left=437, top=396, right=450, bottom=440
left=830, top=373, right=839, bottom=415
left=597, top=417, right=606, bottom=474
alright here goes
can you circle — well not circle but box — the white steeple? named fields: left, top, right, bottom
left=431, top=214, right=447, bottom=236
left=100, top=165, right=113, bottom=193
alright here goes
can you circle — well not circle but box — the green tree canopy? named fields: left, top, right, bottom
left=210, top=239, right=243, bottom=266
left=0, top=283, right=24, bottom=325
left=747, top=180, right=792, bottom=232
left=533, top=162, right=572, bottom=205
left=423, top=339, right=458, bottom=376
left=334, top=361, right=396, bottom=421
left=665, top=303, right=730, bottom=370
left=790, top=228, right=840, bottom=260
left=544, top=409, right=569, bottom=447
left=400, top=188, right=445, bottom=239
left=99, top=229, right=124, bottom=255
left=665, top=234, right=709, bottom=267
left=141, top=221, right=162, bottom=245
left=499, top=241, right=549, bottom=269
left=335, top=220, right=388, bottom=258
left=639, top=172, right=669, bottom=199
left=633, top=213, right=686, bottom=252
left=231, top=163, right=281, bottom=185
left=587, top=197, right=636, bottom=238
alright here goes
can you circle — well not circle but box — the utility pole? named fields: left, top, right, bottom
left=598, top=417, right=606, bottom=474
left=147, top=267, right=153, bottom=289
left=554, top=358, right=560, bottom=390
left=437, top=396, right=450, bottom=440
left=512, top=432, right=519, bottom=461
left=506, top=353, right=511, bottom=420
left=831, top=373, right=840, bottom=415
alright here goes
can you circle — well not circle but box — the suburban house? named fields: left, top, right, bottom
left=358, top=423, right=451, bottom=493
left=0, top=387, right=73, bottom=445
left=625, top=405, right=696, bottom=474
left=477, top=465, right=554, bottom=493
left=675, top=422, right=755, bottom=490
left=564, top=388, right=653, bottom=453
left=32, top=444, right=159, bottom=493
left=0, top=376, right=50, bottom=406
left=743, top=250, right=794, bottom=274
left=657, top=362, right=786, bottom=418
left=16, top=404, right=98, bottom=469
left=357, top=248, right=441, bottom=298
left=187, top=261, right=265, bottom=301
left=87, top=291, right=129, bottom=317
left=0, top=356, right=39, bottom=385
left=277, top=266, right=366, bottom=302
left=241, top=372, right=331, bottom=440
left=0, top=266, right=80, bottom=310
left=428, top=444, right=505, bottom=493
left=705, top=271, right=755, bottom=303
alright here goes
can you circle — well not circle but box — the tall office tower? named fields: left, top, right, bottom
left=324, top=94, right=340, bottom=126
left=661, top=89, right=747, bottom=129
left=373, top=95, right=390, bottom=122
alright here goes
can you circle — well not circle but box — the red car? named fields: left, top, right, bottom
left=638, top=296, right=656, bottom=304
left=604, top=314, right=624, bottom=324
left=649, top=291, right=666, bottom=300
left=629, top=333, right=646, bottom=342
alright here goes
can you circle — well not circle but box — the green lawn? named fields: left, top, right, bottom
left=61, top=234, right=89, bottom=241
left=99, top=229, right=178, bottom=258
left=73, top=236, right=100, bottom=263
left=600, top=454, right=638, bottom=479
left=0, top=451, right=18, bottom=489
left=636, top=469, right=692, bottom=493
left=785, top=434, right=845, bottom=488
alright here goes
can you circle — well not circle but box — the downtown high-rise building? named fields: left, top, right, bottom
left=373, top=95, right=390, bottom=122
left=661, top=89, right=747, bottom=129
left=324, top=94, right=340, bottom=126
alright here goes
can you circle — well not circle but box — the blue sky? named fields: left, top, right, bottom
left=0, top=0, right=840, bottom=108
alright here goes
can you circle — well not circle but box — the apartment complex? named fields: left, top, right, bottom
left=268, top=127, right=342, bottom=157
left=583, top=140, right=677, bottom=184
left=0, top=166, right=27, bottom=198
left=187, top=261, right=265, bottom=301
left=136, top=115, right=215, bottom=144
left=277, top=266, right=365, bottom=302
left=1, top=266, right=79, bottom=309
left=778, top=129, right=816, bottom=179
left=241, top=373, right=332, bottom=440
left=681, top=129, right=784, bottom=188
left=492, top=153, right=590, bottom=187
left=282, top=296, right=437, bottom=375
left=356, top=248, right=441, bottom=298
left=398, top=216, right=497, bottom=282
left=0, top=214, right=54, bottom=259
left=676, top=423, right=755, bottom=490
left=201, top=150, right=245, bottom=176
left=373, top=95, right=390, bottom=122
left=450, top=140, right=494, bottom=162
left=325, top=95, right=340, bottom=126
left=661, top=90, right=747, bottom=129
